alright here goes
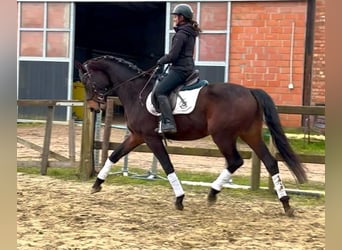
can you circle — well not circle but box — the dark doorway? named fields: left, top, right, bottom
left=74, top=2, right=166, bottom=117
left=74, top=2, right=166, bottom=72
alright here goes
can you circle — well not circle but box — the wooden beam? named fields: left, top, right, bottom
left=17, top=161, right=79, bottom=168
left=17, top=137, right=69, bottom=162
left=275, top=152, right=325, bottom=164
left=94, top=141, right=252, bottom=159
left=17, top=99, right=83, bottom=107
left=103, top=97, right=326, bottom=115
left=276, top=105, right=325, bottom=115
left=41, top=106, right=54, bottom=175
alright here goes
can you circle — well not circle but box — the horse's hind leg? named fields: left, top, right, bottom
left=208, top=135, right=243, bottom=204
left=240, top=132, right=294, bottom=217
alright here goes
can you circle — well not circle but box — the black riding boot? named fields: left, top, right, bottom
left=157, top=95, right=177, bottom=133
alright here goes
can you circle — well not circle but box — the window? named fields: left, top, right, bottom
left=19, top=2, right=71, bottom=59
left=166, top=2, right=230, bottom=82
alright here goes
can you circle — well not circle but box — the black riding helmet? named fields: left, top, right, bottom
left=171, top=4, right=193, bottom=20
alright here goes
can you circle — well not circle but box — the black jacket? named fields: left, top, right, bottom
left=158, top=23, right=199, bottom=74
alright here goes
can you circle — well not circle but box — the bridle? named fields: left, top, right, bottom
left=82, top=64, right=160, bottom=105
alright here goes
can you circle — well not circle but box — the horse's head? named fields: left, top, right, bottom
left=75, top=60, right=112, bottom=112
left=75, top=56, right=157, bottom=112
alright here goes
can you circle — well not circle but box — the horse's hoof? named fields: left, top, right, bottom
left=207, top=188, right=219, bottom=206
left=175, top=195, right=184, bottom=210
left=207, top=195, right=217, bottom=206
left=280, top=196, right=294, bottom=217
left=285, top=207, right=295, bottom=217
left=90, top=185, right=102, bottom=194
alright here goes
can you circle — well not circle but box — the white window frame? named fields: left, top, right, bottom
left=17, top=1, right=75, bottom=119
left=165, top=1, right=231, bottom=82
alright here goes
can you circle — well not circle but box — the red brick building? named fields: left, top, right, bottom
left=17, top=1, right=325, bottom=127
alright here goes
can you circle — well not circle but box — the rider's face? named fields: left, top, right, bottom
left=173, top=15, right=183, bottom=26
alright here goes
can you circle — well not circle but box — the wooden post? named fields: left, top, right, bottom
left=68, top=117, right=76, bottom=162
left=250, top=128, right=264, bottom=190
left=101, top=97, right=114, bottom=165
left=268, top=136, right=276, bottom=193
left=250, top=151, right=261, bottom=190
left=41, top=105, right=55, bottom=175
left=79, top=102, right=95, bottom=180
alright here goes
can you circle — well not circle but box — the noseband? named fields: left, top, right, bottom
left=82, top=71, right=109, bottom=104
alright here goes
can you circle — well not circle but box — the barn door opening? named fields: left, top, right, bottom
left=74, top=2, right=166, bottom=70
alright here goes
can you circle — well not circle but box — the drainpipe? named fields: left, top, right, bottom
left=288, top=21, right=295, bottom=90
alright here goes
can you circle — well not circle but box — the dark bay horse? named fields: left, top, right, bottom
left=76, top=55, right=307, bottom=216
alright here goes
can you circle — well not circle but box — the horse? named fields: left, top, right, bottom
left=76, top=55, right=307, bottom=216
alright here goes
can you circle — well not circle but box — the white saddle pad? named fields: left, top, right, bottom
left=146, top=87, right=203, bottom=116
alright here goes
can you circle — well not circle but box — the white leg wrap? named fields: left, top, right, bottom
left=272, top=173, right=287, bottom=199
left=211, top=169, right=232, bottom=191
left=167, top=172, right=184, bottom=197
left=97, top=158, right=114, bottom=180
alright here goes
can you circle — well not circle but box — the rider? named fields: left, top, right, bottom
left=154, top=3, right=201, bottom=133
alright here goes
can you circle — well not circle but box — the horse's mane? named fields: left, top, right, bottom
left=86, top=55, right=143, bottom=74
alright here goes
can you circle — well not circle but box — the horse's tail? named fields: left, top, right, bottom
left=250, top=88, right=307, bottom=184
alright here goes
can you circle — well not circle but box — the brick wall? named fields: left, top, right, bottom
left=229, top=1, right=307, bottom=127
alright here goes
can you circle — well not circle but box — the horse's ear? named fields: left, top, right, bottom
left=74, top=60, right=86, bottom=73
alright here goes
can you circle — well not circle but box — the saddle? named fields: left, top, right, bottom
left=151, top=70, right=208, bottom=111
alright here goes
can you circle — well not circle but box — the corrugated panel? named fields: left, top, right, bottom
left=18, top=61, right=69, bottom=121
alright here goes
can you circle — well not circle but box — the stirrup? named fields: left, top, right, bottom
left=155, top=120, right=163, bottom=134
left=155, top=120, right=177, bottom=134
left=161, top=125, right=177, bottom=133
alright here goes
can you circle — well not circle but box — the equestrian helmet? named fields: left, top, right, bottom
left=171, top=4, right=193, bottom=20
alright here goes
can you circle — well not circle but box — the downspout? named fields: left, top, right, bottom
left=288, top=21, right=295, bottom=90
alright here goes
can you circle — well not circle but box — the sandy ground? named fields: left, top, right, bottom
left=17, top=122, right=325, bottom=249
left=17, top=173, right=325, bottom=250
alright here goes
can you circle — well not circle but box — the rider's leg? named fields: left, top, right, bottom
left=157, top=95, right=177, bottom=133
left=154, top=70, right=187, bottom=133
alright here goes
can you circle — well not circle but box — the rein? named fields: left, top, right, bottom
left=104, top=65, right=158, bottom=97
left=138, top=65, right=161, bottom=106
left=85, top=64, right=158, bottom=104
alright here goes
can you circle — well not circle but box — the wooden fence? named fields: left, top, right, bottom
left=17, top=98, right=325, bottom=190
left=17, top=99, right=83, bottom=175
left=91, top=97, right=325, bottom=190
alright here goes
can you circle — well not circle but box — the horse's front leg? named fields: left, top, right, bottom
left=91, top=133, right=143, bottom=194
left=145, top=137, right=185, bottom=210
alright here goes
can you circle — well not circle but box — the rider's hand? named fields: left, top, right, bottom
left=157, top=56, right=167, bottom=66
left=157, top=59, right=163, bottom=66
